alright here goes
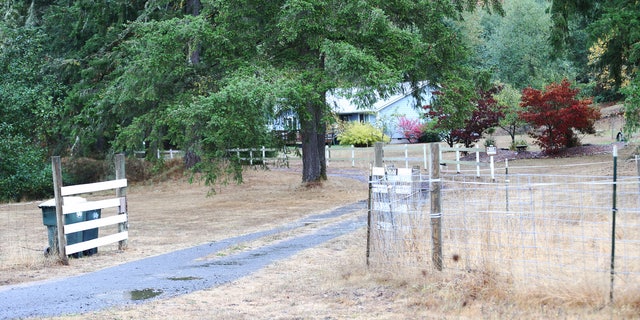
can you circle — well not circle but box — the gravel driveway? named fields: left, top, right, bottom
left=0, top=201, right=366, bottom=319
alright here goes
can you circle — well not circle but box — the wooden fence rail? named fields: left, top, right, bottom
left=51, top=154, right=128, bottom=264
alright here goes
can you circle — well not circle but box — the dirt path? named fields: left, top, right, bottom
left=0, top=202, right=366, bottom=319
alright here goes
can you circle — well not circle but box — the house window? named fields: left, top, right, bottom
left=284, top=116, right=298, bottom=130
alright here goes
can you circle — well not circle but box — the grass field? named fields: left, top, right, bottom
left=2, top=106, right=640, bottom=319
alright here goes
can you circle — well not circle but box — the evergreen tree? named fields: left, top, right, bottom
left=210, top=0, right=499, bottom=182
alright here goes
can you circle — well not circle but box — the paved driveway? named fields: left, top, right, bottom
left=0, top=202, right=365, bottom=319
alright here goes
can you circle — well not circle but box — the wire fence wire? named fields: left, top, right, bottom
left=0, top=201, right=48, bottom=272
left=368, top=171, right=640, bottom=292
left=368, top=168, right=431, bottom=266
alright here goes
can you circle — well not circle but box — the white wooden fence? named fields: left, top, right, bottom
left=439, top=145, right=487, bottom=175
left=227, top=147, right=290, bottom=167
left=51, top=154, right=128, bottom=264
left=157, top=149, right=183, bottom=159
left=223, top=143, right=489, bottom=173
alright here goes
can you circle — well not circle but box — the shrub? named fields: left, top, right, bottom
left=511, top=139, right=529, bottom=151
left=125, top=158, right=155, bottom=182
left=484, top=138, right=496, bottom=148
left=61, top=157, right=107, bottom=185
left=397, top=117, right=423, bottom=143
left=62, top=156, right=156, bottom=185
left=337, top=122, right=389, bottom=147
left=418, top=130, right=442, bottom=143
left=0, top=132, right=52, bottom=201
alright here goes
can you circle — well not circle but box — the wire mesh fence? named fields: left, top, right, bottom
left=368, top=169, right=640, bottom=295
left=368, top=167, right=431, bottom=266
left=0, top=201, right=49, bottom=272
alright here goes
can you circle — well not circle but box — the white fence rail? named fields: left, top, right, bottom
left=225, top=144, right=449, bottom=169
left=157, top=149, right=183, bottom=159
left=228, top=143, right=487, bottom=171
left=439, top=145, right=486, bottom=175
left=227, top=147, right=289, bottom=167
left=326, top=143, right=488, bottom=171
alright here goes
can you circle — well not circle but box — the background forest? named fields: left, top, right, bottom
left=1, top=0, right=638, bottom=201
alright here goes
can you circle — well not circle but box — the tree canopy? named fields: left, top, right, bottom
left=208, top=0, right=492, bottom=182
left=549, top=0, right=640, bottom=133
left=11, top=0, right=640, bottom=199
left=461, top=0, right=575, bottom=90
left=2, top=0, right=506, bottom=196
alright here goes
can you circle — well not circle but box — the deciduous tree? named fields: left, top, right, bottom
left=425, top=72, right=479, bottom=147
left=461, top=0, right=575, bottom=90
left=452, top=87, right=504, bottom=148
left=211, top=0, right=501, bottom=183
left=494, top=84, right=526, bottom=148
left=519, top=79, right=600, bottom=153
left=429, top=85, right=504, bottom=148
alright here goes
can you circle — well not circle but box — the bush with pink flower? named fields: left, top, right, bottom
left=397, top=117, right=423, bottom=143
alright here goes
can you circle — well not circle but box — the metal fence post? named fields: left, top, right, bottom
left=610, top=145, right=618, bottom=302
left=430, top=143, right=443, bottom=271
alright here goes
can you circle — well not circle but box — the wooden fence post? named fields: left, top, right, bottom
left=374, top=142, right=383, bottom=167
left=423, top=144, right=428, bottom=170
left=115, top=154, right=128, bottom=250
left=475, top=144, right=480, bottom=177
left=351, top=145, right=355, bottom=167
left=429, top=143, right=443, bottom=271
left=326, top=145, right=330, bottom=166
left=401, top=144, right=407, bottom=168
left=51, top=156, right=69, bottom=265
left=455, top=145, right=461, bottom=173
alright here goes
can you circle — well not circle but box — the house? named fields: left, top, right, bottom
left=269, top=82, right=434, bottom=142
left=327, top=82, right=433, bottom=140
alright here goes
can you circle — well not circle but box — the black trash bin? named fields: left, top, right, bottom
left=38, top=197, right=101, bottom=257
left=83, top=209, right=101, bottom=256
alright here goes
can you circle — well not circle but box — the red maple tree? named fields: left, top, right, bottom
left=519, top=79, right=600, bottom=153
left=452, top=87, right=505, bottom=148
left=427, top=87, right=504, bottom=147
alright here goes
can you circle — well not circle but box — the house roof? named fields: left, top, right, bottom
left=327, top=82, right=429, bottom=115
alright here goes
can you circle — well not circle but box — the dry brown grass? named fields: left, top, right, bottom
left=0, top=166, right=368, bottom=286
left=50, top=229, right=639, bottom=319
left=3, top=109, right=640, bottom=318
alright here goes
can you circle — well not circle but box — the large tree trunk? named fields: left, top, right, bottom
left=298, top=51, right=328, bottom=183
left=300, top=100, right=327, bottom=183
left=187, top=0, right=201, bottom=65
left=186, top=0, right=201, bottom=15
